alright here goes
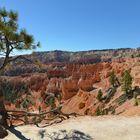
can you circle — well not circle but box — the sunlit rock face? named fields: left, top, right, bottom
left=61, top=78, right=79, bottom=100
left=3, top=56, right=140, bottom=119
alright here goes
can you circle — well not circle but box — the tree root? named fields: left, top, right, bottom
left=2, top=107, right=81, bottom=127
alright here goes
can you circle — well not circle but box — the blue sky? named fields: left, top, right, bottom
left=1, top=0, right=140, bottom=54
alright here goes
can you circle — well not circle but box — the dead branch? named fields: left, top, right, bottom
left=2, top=106, right=62, bottom=116
left=1, top=104, right=82, bottom=128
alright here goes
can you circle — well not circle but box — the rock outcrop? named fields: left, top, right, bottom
left=2, top=57, right=140, bottom=120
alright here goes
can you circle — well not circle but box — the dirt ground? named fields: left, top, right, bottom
left=4, top=116, right=140, bottom=140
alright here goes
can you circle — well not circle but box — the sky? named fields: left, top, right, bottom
left=1, top=0, right=140, bottom=54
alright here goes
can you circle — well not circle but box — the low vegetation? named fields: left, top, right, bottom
left=96, top=89, right=103, bottom=101
left=121, top=70, right=132, bottom=94
left=95, top=69, right=140, bottom=116
left=0, top=79, right=28, bottom=103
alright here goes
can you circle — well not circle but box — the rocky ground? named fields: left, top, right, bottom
left=5, top=116, right=140, bottom=140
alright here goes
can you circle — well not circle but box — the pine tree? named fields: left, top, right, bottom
left=0, top=7, right=39, bottom=128
left=95, top=106, right=101, bottom=116
left=109, top=71, right=116, bottom=87
left=96, top=89, right=103, bottom=101
left=121, top=70, right=132, bottom=94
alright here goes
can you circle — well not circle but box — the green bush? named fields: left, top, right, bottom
left=121, top=70, right=132, bottom=94
left=20, top=95, right=34, bottom=109
left=96, top=89, right=103, bottom=101
left=95, top=106, right=101, bottom=116
left=24, top=115, right=29, bottom=125
left=109, top=71, right=116, bottom=87
left=134, top=99, right=139, bottom=106
left=111, top=107, right=116, bottom=115
left=0, top=79, right=29, bottom=103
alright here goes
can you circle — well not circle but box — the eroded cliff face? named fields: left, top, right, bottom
left=3, top=58, right=140, bottom=119
left=1, top=48, right=140, bottom=76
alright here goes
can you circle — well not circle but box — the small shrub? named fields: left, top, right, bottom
left=24, top=115, right=29, bottom=125
left=109, top=71, right=116, bottom=87
left=37, top=117, right=42, bottom=123
left=121, top=70, right=132, bottom=94
left=134, top=99, right=140, bottom=106
left=111, top=108, right=116, bottom=115
left=134, top=99, right=139, bottom=106
left=102, top=109, right=108, bottom=115
left=136, top=54, right=140, bottom=57
left=96, top=89, right=103, bottom=101
left=0, top=79, right=29, bottom=103
left=95, top=106, right=101, bottom=116
left=133, top=92, right=138, bottom=99
left=32, top=117, right=37, bottom=124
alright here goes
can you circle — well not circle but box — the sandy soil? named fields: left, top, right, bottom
left=4, top=116, right=140, bottom=140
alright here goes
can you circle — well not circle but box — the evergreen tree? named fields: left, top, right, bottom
left=96, top=89, right=103, bottom=101
left=121, top=70, right=132, bottom=94
left=109, top=71, right=116, bottom=87
left=0, top=7, right=39, bottom=128
left=95, top=106, right=101, bottom=116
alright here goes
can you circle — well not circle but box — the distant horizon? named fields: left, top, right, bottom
left=36, top=47, right=136, bottom=52
left=2, top=46, right=138, bottom=57
left=17, top=46, right=139, bottom=56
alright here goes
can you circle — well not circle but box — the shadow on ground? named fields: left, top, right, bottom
left=8, top=125, right=30, bottom=140
left=38, top=129, right=93, bottom=140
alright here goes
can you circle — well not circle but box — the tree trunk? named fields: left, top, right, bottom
left=0, top=92, right=8, bottom=127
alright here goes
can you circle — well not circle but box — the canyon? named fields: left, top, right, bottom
left=0, top=48, right=140, bottom=140
left=1, top=49, right=140, bottom=126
